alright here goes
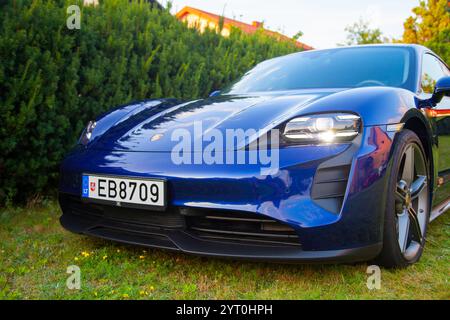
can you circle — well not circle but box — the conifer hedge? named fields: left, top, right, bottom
left=0, top=0, right=299, bottom=204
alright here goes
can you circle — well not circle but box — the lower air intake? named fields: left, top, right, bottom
left=311, top=165, right=351, bottom=214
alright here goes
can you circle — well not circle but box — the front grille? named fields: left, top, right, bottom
left=59, top=194, right=300, bottom=247
left=59, top=194, right=185, bottom=229
left=185, top=209, right=301, bottom=247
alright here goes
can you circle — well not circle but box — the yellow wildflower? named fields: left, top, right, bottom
left=122, top=294, right=129, bottom=298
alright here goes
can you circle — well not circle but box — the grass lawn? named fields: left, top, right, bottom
left=0, top=201, right=448, bottom=300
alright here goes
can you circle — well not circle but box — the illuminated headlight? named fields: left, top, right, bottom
left=283, top=113, right=361, bottom=144
left=79, top=120, right=97, bottom=145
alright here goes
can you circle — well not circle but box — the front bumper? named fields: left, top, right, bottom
left=59, top=194, right=381, bottom=263
left=59, top=125, right=394, bottom=262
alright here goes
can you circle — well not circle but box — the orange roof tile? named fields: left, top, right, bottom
left=175, top=6, right=313, bottom=51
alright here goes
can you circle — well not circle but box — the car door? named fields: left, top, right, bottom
left=420, top=53, right=450, bottom=204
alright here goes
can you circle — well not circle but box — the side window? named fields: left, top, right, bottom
left=421, top=54, right=447, bottom=94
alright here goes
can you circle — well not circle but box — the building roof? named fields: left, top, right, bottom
left=175, top=6, right=313, bottom=51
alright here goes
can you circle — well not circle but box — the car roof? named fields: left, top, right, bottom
left=299, top=44, right=447, bottom=63
left=296, top=43, right=429, bottom=54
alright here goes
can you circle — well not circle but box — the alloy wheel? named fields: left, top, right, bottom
left=395, top=143, right=429, bottom=261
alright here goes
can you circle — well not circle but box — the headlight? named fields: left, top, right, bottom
left=283, top=113, right=361, bottom=144
left=79, top=120, right=97, bottom=145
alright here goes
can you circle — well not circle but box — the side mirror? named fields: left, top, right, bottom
left=209, top=90, right=221, bottom=98
left=431, top=76, right=450, bottom=105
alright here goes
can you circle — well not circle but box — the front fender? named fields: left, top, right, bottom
left=290, top=87, right=418, bottom=126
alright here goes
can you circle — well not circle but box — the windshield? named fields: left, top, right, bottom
left=224, top=47, right=416, bottom=94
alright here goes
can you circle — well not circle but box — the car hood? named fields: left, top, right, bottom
left=92, top=89, right=347, bottom=152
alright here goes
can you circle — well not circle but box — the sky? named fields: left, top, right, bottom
left=163, top=0, right=420, bottom=49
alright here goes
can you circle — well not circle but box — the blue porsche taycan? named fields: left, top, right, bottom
left=59, top=45, right=450, bottom=268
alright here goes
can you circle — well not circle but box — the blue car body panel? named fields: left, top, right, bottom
left=60, top=123, right=393, bottom=252
left=58, top=45, right=448, bottom=262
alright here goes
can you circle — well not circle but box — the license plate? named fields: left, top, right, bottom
left=81, top=175, right=166, bottom=209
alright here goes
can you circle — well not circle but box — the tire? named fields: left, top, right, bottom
left=375, top=129, right=431, bottom=268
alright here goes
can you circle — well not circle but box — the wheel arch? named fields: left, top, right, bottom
left=401, top=110, right=436, bottom=193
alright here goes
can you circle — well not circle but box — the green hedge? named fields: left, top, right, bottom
left=0, top=0, right=299, bottom=205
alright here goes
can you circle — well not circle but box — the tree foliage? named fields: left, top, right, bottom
left=402, top=0, right=450, bottom=64
left=0, top=0, right=299, bottom=205
left=342, top=18, right=385, bottom=45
